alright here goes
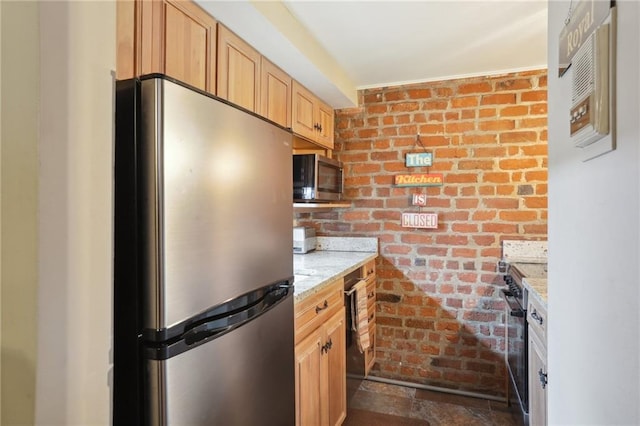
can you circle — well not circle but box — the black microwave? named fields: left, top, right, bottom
left=293, top=154, right=343, bottom=202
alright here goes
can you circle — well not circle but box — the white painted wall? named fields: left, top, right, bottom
left=0, top=2, right=39, bottom=424
left=547, top=1, right=640, bottom=424
left=35, top=1, right=115, bottom=424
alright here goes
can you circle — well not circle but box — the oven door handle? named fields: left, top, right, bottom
left=501, top=289, right=525, bottom=318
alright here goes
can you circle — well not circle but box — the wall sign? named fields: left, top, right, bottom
left=395, top=173, right=443, bottom=187
left=405, top=152, right=433, bottom=167
left=401, top=213, right=438, bottom=229
left=412, top=194, right=427, bottom=206
left=558, top=0, right=611, bottom=76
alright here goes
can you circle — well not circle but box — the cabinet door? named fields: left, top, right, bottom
left=325, top=309, right=346, bottom=426
left=292, top=81, right=318, bottom=141
left=260, top=58, right=292, bottom=128
left=163, top=0, right=216, bottom=92
left=316, top=100, right=335, bottom=149
left=295, top=330, right=323, bottom=426
left=119, top=0, right=216, bottom=92
left=217, top=24, right=261, bottom=112
left=529, top=330, right=547, bottom=426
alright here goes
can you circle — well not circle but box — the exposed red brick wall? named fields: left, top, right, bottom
left=297, top=70, right=548, bottom=396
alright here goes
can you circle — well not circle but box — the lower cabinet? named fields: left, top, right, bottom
left=527, top=295, right=548, bottom=426
left=295, top=279, right=346, bottom=426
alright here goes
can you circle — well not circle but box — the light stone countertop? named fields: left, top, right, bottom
left=502, top=240, right=547, bottom=307
left=293, top=250, right=377, bottom=302
left=502, top=239, right=548, bottom=263
left=524, top=277, right=547, bottom=306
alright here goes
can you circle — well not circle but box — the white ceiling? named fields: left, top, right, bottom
left=199, top=1, right=548, bottom=108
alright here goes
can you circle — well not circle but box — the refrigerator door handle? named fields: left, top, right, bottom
left=183, top=284, right=292, bottom=346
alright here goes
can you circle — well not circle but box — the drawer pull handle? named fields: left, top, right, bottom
left=531, top=310, right=544, bottom=325
left=367, top=291, right=375, bottom=299
left=321, top=338, right=333, bottom=354
left=368, top=313, right=374, bottom=322
left=538, top=368, right=548, bottom=389
left=315, top=300, right=329, bottom=314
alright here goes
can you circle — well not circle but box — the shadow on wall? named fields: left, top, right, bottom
left=372, top=256, right=508, bottom=397
left=295, top=214, right=513, bottom=397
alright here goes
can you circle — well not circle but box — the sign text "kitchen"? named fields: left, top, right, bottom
left=394, top=173, right=443, bottom=187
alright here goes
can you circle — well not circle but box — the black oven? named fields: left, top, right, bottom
left=502, top=261, right=548, bottom=426
left=502, top=278, right=528, bottom=425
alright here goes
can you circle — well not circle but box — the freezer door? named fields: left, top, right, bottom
left=138, top=77, right=293, bottom=332
left=145, top=294, right=295, bottom=425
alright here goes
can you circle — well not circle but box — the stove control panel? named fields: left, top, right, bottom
left=503, top=275, right=523, bottom=299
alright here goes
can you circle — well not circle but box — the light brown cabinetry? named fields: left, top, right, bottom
left=118, top=0, right=327, bottom=142
left=260, top=58, right=292, bottom=128
left=528, top=295, right=547, bottom=426
left=217, top=27, right=292, bottom=127
left=362, top=260, right=377, bottom=375
left=346, top=259, right=377, bottom=376
left=217, top=24, right=261, bottom=112
left=295, top=278, right=346, bottom=426
left=292, top=81, right=335, bottom=149
left=116, top=0, right=217, bottom=93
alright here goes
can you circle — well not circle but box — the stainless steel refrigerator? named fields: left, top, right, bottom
left=114, top=75, right=295, bottom=425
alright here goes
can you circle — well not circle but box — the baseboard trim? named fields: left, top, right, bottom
left=347, top=374, right=507, bottom=403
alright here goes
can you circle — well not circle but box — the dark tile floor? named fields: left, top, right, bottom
left=344, top=379, right=518, bottom=426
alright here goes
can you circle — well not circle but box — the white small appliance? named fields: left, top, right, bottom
left=293, top=227, right=316, bottom=254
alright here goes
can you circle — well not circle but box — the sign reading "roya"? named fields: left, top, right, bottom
left=558, top=0, right=611, bottom=76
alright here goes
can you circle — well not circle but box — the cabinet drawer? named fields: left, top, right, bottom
left=364, top=326, right=376, bottom=375
left=295, top=278, right=344, bottom=343
left=366, top=307, right=376, bottom=327
left=360, top=260, right=376, bottom=281
left=527, top=296, right=547, bottom=342
left=366, top=277, right=376, bottom=305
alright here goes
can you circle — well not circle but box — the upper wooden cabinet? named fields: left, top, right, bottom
left=116, top=0, right=217, bottom=93
left=118, top=0, right=329, bottom=145
left=292, top=81, right=335, bottom=149
left=260, top=58, right=292, bottom=128
left=217, top=24, right=261, bottom=113
left=317, top=102, right=335, bottom=148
